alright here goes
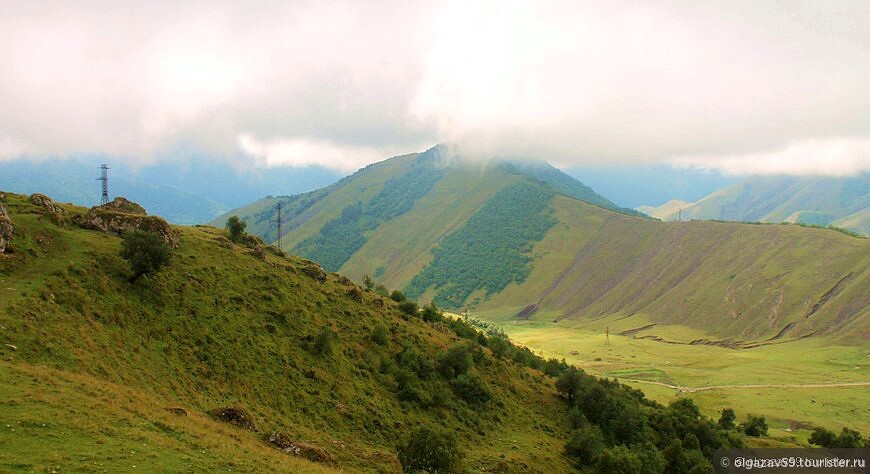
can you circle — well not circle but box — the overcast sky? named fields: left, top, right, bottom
left=1, top=0, right=868, bottom=175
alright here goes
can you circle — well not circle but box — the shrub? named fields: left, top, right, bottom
left=718, top=408, right=736, bottom=430
left=564, top=424, right=604, bottom=466
left=420, top=302, right=443, bottom=323
left=390, top=290, right=406, bottom=302
left=555, top=368, right=585, bottom=403
left=595, top=445, right=642, bottom=474
left=397, top=427, right=463, bottom=474
left=741, top=415, right=768, bottom=437
left=225, top=216, right=247, bottom=243
left=371, top=323, right=389, bottom=346
left=119, top=230, right=171, bottom=280
left=399, top=300, right=418, bottom=317
left=810, top=426, right=865, bottom=448
left=312, top=327, right=335, bottom=357
left=450, top=374, right=491, bottom=405
left=438, top=344, right=473, bottom=379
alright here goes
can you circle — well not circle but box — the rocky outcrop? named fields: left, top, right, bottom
left=0, top=201, right=13, bottom=253
left=301, top=263, right=328, bottom=283
left=100, top=196, right=146, bottom=215
left=76, top=197, right=179, bottom=248
left=29, top=193, right=69, bottom=216
left=268, top=432, right=337, bottom=466
left=29, top=193, right=69, bottom=225
left=208, top=406, right=256, bottom=431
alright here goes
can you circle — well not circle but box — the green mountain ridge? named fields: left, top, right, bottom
left=0, top=191, right=778, bottom=472
left=0, top=190, right=574, bottom=472
left=223, top=151, right=869, bottom=347
left=638, top=174, right=870, bottom=236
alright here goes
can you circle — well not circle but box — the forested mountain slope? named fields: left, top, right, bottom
left=222, top=149, right=869, bottom=346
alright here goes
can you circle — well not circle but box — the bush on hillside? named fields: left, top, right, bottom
left=718, top=408, right=736, bottom=430
left=225, top=215, right=247, bottom=243
left=119, top=229, right=171, bottom=280
left=437, top=344, right=473, bottom=379
left=740, top=415, right=768, bottom=437
left=397, top=426, right=464, bottom=474
left=371, top=323, right=389, bottom=346
left=311, top=327, right=335, bottom=357
left=810, top=426, right=865, bottom=448
left=450, top=373, right=491, bottom=405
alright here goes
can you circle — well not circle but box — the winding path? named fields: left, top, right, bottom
left=616, top=378, right=870, bottom=393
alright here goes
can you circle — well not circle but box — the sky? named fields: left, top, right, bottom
left=1, top=0, right=868, bottom=176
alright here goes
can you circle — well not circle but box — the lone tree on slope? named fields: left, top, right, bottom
left=226, top=216, right=247, bottom=243
left=120, top=230, right=171, bottom=280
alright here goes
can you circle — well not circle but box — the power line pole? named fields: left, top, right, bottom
left=677, top=208, right=682, bottom=222
left=97, top=164, right=110, bottom=205
left=272, top=202, right=283, bottom=250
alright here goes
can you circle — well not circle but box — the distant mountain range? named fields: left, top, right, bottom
left=0, top=157, right=342, bottom=224
left=638, top=174, right=870, bottom=236
left=220, top=147, right=869, bottom=346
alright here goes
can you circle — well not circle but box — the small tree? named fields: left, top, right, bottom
left=120, top=230, right=171, bottom=280
left=225, top=216, right=247, bottom=243
left=741, top=415, right=768, bottom=437
left=397, top=427, right=463, bottom=473
left=363, top=274, right=374, bottom=290
left=718, top=408, right=736, bottom=430
left=556, top=368, right=585, bottom=404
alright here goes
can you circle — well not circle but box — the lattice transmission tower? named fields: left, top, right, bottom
left=97, top=164, right=110, bottom=205
left=272, top=202, right=283, bottom=250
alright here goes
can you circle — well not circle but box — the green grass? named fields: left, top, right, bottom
left=482, top=318, right=870, bottom=439
left=0, top=192, right=574, bottom=473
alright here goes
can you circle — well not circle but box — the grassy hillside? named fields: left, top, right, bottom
left=1, top=191, right=798, bottom=472
left=0, top=191, right=577, bottom=472
left=478, top=196, right=869, bottom=345
left=221, top=152, right=868, bottom=347
left=640, top=174, right=870, bottom=236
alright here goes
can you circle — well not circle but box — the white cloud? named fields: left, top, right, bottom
left=237, top=134, right=390, bottom=172
left=669, top=138, right=870, bottom=176
left=0, top=0, right=868, bottom=175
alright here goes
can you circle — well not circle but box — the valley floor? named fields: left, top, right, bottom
left=468, top=311, right=870, bottom=443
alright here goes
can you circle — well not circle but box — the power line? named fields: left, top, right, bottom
left=272, top=202, right=283, bottom=250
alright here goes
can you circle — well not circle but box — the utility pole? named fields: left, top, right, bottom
left=97, top=164, right=110, bottom=205
left=605, top=326, right=610, bottom=346
left=272, top=202, right=283, bottom=250
left=677, top=208, right=682, bottom=222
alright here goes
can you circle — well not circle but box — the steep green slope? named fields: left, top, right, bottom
left=212, top=146, right=637, bottom=266
left=219, top=151, right=867, bottom=346
left=0, top=191, right=577, bottom=472
left=479, top=196, right=869, bottom=345
left=640, top=174, right=870, bottom=235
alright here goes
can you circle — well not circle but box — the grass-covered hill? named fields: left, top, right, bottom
left=219, top=150, right=868, bottom=347
left=0, top=191, right=578, bottom=472
left=0, top=191, right=783, bottom=473
left=638, top=174, right=870, bottom=236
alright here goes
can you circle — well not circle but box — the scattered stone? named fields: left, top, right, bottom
left=207, top=407, right=256, bottom=431
left=335, top=403, right=348, bottom=415
left=268, top=432, right=337, bottom=466
left=0, top=202, right=13, bottom=254
left=301, top=264, right=328, bottom=283
left=346, top=287, right=364, bottom=302
left=3, top=344, right=17, bottom=351
left=249, top=245, right=266, bottom=260
left=166, top=407, right=188, bottom=416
